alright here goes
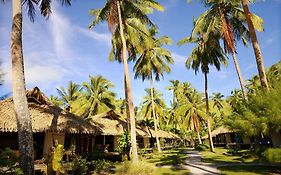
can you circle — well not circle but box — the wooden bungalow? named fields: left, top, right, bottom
left=202, top=126, right=251, bottom=148
left=137, top=123, right=181, bottom=149
left=0, top=87, right=97, bottom=160
left=90, top=110, right=180, bottom=151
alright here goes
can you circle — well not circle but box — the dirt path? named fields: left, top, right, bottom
left=184, top=151, right=220, bottom=175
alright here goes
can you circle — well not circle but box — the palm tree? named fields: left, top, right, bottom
left=141, top=88, right=166, bottom=145
left=72, top=75, right=116, bottom=118
left=167, top=80, right=180, bottom=104
left=88, top=0, right=163, bottom=162
left=179, top=28, right=227, bottom=152
left=210, top=92, right=224, bottom=111
left=134, top=28, right=173, bottom=152
left=56, top=81, right=81, bottom=112
left=193, top=0, right=264, bottom=100
left=49, top=95, right=64, bottom=107
left=240, top=0, right=269, bottom=90
left=7, top=0, right=71, bottom=173
left=176, top=89, right=206, bottom=145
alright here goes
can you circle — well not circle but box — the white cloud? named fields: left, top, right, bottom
left=171, top=52, right=186, bottom=65
left=77, top=27, right=111, bottom=47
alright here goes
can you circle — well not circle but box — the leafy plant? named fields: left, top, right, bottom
left=265, top=148, right=281, bottom=163
left=115, top=132, right=131, bottom=160
left=0, top=148, right=22, bottom=175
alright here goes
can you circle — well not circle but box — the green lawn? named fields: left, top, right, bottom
left=218, top=165, right=281, bottom=175
left=113, top=148, right=190, bottom=175
left=201, top=148, right=259, bottom=164
left=201, top=148, right=281, bottom=175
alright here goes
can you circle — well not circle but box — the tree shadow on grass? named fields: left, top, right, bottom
left=147, top=150, right=188, bottom=166
left=218, top=165, right=281, bottom=175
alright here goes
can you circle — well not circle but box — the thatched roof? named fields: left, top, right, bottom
left=202, top=126, right=233, bottom=139
left=0, top=87, right=96, bottom=134
left=138, top=124, right=180, bottom=139
left=90, top=111, right=180, bottom=139
left=90, top=110, right=147, bottom=136
left=90, top=110, right=126, bottom=136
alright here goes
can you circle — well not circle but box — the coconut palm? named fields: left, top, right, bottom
left=210, top=92, right=224, bottom=111
left=193, top=0, right=264, bottom=100
left=57, top=81, right=81, bottom=112
left=5, top=0, right=71, bottom=173
left=176, top=89, right=206, bottom=144
left=134, top=28, right=173, bottom=152
left=167, top=80, right=180, bottom=104
left=141, top=88, right=166, bottom=143
left=241, top=0, right=269, bottom=90
left=72, top=75, right=116, bottom=118
left=88, top=0, right=163, bottom=162
left=49, top=95, right=64, bottom=107
left=179, top=26, right=227, bottom=152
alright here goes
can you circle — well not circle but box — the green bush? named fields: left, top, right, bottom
left=115, top=161, right=155, bottom=175
left=90, top=159, right=112, bottom=173
left=0, top=148, right=22, bottom=175
left=265, top=148, right=281, bottom=163
left=195, top=143, right=209, bottom=151
left=68, top=156, right=89, bottom=175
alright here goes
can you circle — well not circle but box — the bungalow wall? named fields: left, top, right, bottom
left=43, top=132, right=65, bottom=157
left=271, top=131, right=281, bottom=147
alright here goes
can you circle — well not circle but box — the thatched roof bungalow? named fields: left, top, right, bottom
left=0, top=87, right=97, bottom=158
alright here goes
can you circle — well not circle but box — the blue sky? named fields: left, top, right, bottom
left=0, top=0, right=280, bottom=106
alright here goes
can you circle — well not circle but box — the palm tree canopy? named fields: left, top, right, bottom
left=72, top=75, right=116, bottom=118
left=140, top=88, right=166, bottom=123
left=56, top=81, right=81, bottom=109
left=134, top=28, right=174, bottom=81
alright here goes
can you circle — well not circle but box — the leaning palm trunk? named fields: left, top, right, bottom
left=11, top=0, right=34, bottom=174
left=232, top=53, right=248, bottom=101
left=241, top=0, right=269, bottom=91
left=117, top=0, right=138, bottom=163
left=150, top=77, right=161, bottom=152
left=204, top=72, right=215, bottom=152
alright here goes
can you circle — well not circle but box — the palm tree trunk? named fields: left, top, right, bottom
left=197, top=131, right=202, bottom=145
left=117, top=0, right=138, bottom=163
left=204, top=72, right=215, bottom=152
left=232, top=53, right=248, bottom=101
left=11, top=0, right=34, bottom=174
left=241, top=0, right=269, bottom=91
left=150, top=77, right=161, bottom=152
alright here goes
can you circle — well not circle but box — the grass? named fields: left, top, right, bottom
left=201, top=148, right=281, bottom=175
left=218, top=165, right=281, bottom=175
left=201, top=148, right=259, bottom=164
left=113, top=148, right=190, bottom=175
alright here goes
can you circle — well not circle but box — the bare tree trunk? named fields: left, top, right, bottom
left=241, top=0, right=269, bottom=91
left=197, top=131, right=202, bottom=145
left=11, top=0, right=34, bottom=174
left=150, top=77, right=161, bottom=152
left=232, top=53, right=248, bottom=101
left=204, top=73, right=215, bottom=152
left=117, top=0, right=138, bottom=163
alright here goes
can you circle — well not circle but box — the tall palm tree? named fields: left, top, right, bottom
left=167, top=80, right=180, bottom=104
left=88, top=0, right=163, bottom=162
left=57, top=81, right=81, bottom=112
left=7, top=0, right=71, bottom=173
left=72, top=75, right=116, bottom=118
left=134, top=28, right=173, bottom=152
left=176, top=89, right=206, bottom=145
left=179, top=29, right=227, bottom=152
left=241, top=0, right=269, bottom=90
left=141, top=88, right=166, bottom=144
left=193, top=0, right=264, bottom=100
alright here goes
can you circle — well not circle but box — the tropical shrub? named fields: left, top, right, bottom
left=0, top=148, right=22, bottom=175
left=195, top=143, right=209, bottom=151
left=68, top=156, right=89, bottom=175
left=90, top=159, right=112, bottom=174
left=265, top=148, right=281, bottom=163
